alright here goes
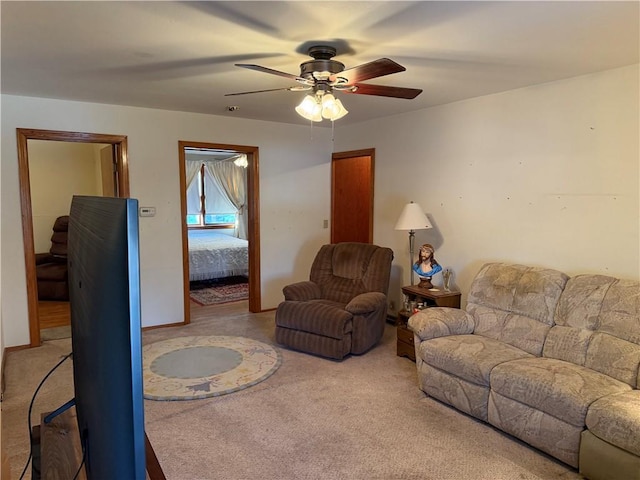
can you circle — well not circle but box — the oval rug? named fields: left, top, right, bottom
left=143, top=335, right=281, bottom=401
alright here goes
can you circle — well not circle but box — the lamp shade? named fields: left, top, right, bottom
left=394, top=202, right=432, bottom=231
left=296, top=92, right=349, bottom=122
left=321, top=94, right=348, bottom=121
left=295, top=95, right=322, bottom=122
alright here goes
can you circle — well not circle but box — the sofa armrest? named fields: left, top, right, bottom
left=345, top=292, right=386, bottom=315
left=282, top=281, right=322, bottom=301
left=408, top=307, right=474, bottom=341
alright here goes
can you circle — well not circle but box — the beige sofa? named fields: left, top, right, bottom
left=408, top=263, right=640, bottom=480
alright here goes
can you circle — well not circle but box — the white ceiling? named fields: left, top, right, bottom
left=2, top=1, right=638, bottom=127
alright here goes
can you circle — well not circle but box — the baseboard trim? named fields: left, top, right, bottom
left=5, top=343, right=33, bottom=353
left=142, top=321, right=185, bottom=332
left=1, top=347, right=5, bottom=401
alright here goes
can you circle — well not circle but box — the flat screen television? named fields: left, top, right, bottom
left=67, top=195, right=146, bottom=479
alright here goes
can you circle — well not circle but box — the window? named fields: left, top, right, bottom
left=186, top=165, right=237, bottom=227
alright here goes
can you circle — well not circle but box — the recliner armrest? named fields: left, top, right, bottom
left=283, top=281, right=322, bottom=301
left=345, top=292, right=386, bottom=315
left=35, top=253, right=55, bottom=265
left=408, top=307, right=474, bottom=341
left=36, top=253, right=66, bottom=265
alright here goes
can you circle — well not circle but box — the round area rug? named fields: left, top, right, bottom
left=143, top=336, right=281, bottom=401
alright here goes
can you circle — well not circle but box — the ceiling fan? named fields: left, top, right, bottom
left=225, top=45, right=422, bottom=122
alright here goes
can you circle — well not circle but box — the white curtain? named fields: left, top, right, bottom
left=203, top=167, right=236, bottom=215
left=204, top=155, right=248, bottom=239
left=185, top=160, right=203, bottom=216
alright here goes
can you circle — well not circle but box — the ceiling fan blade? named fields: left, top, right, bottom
left=236, top=64, right=304, bottom=82
left=332, top=58, right=406, bottom=84
left=344, top=83, right=423, bottom=99
left=224, top=86, right=306, bottom=96
left=99, top=54, right=285, bottom=79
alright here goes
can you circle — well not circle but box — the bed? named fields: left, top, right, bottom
left=188, top=229, right=248, bottom=282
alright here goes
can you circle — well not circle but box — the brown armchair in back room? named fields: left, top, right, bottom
left=35, top=215, right=69, bottom=301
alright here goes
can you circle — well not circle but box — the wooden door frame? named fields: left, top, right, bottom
left=331, top=148, right=375, bottom=244
left=17, top=128, right=130, bottom=347
left=178, top=141, right=261, bottom=321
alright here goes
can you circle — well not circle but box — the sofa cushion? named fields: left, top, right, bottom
left=546, top=275, right=640, bottom=387
left=35, top=263, right=67, bottom=281
left=468, top=306, right=554, bottom=356
left=489, top=390, right=582, bottom=467
left=275, top=300, right=352, bottom=339
left=585, top=332, right=640, bottom=388
left=467, top=263, right=568, bottom=355
left=274, top=327, right=351, bottom=360
left=554, top=274, right=614, bottom=330
left=590, top=278, right=640, bottom=387
left=490, top=357, right=631, bottom=427
left=598, top=278, right=640, bottom=344
left=543, top=273, right=612, bottom=366
left=585, top=390, right=640, bottom=457
left=418, top=362, right=491, bottom=421
left=419, top=334, right=532, bottom=386
left=309, top=243, right=393, bottom=304
left=543, top=326, right=593, bottom=366
left=49, top=215, right=69, bottom=257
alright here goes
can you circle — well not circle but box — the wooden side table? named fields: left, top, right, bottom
left=396, top=286, right=461, bottom=361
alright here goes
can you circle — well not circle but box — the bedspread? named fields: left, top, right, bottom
left=188, top=230, right=248, bottom=281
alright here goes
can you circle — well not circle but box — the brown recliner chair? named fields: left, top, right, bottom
left=275, top=242, right=394, bottom=360
left=35, top=215, right=69, bottom=301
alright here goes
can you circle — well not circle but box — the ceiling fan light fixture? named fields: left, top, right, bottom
left=295, top=94, right=322, bottom=122
left=229, top=46, right=421, bottom=122
left=321, top=93, right=336, bottom=117
left=321, top=94, right=348, bottom=121
left=295, top=92, right=349, bottom=122
left=233, top=155, right=248, bottom=168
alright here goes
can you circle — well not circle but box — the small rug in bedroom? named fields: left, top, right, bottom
left=189, top=276, right=248, bottom=306
left=143, top=335, right=281, bottom=401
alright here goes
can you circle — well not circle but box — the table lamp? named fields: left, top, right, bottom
left=394, top=201, right=432, bottom=285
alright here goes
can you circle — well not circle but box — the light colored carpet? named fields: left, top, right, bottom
left=143, top=335, right=281, bottom=400
left=39, top=325, right=71, bottom=341
left=2, top=301, right=583, bottom=480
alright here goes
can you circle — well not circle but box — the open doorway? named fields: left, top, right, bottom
left=178, top=141, right=261, bottom=323
left=31, top=140, right=115, bottom=342
left=17, top=128, right=129, bottom=347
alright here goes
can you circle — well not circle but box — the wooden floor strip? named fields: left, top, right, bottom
left=38, top=301, right=70, bottom=329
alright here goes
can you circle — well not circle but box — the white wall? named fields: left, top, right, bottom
left=336, top=64, right=640, bottom=312
left=2, top=65, right=638, bottom=347
left=1, top=97, right=333, bottom=347
left=29, top=141, right=103, bottom=253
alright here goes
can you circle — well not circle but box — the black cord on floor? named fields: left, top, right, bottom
left=18, top=352, right=73, bottom=480
left=71, top=445, right=86, bottom=480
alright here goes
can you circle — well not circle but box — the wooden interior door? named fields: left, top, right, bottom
left=331, top=149, right=374, bottom=244
left=100, top=145, right=116, bottom=196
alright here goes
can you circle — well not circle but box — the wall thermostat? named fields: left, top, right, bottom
left=139, top=207, right=156, bottom=217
